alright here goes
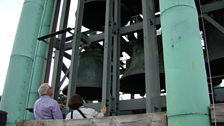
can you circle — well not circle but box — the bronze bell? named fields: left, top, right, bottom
left=82, top=0, right=142, bottom=31
left=120, top=37, right=146, bottom=96
left=63, top=47, right=103, bottom=101
left=120, top=31, right=165, bottom=95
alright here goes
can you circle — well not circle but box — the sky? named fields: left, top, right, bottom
left=0, top=1, right=23, bottom=95
left=0, top=1, right=78, bottom=95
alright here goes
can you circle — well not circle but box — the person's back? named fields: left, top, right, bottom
left=34, top=96, right=62, bottom=120
left=34, top=83, right=63, bottom=120
left=65, top=94, right=106, bottom=119
left=66, top=106, right=104, bottom=119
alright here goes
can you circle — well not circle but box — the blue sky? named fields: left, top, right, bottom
left=0, top=1, right=23, bottom=95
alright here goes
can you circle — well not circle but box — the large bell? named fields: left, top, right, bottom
left=120, top=31, right=165, bottom=95
left=120, top=38, right=145, bottom=95
left=63, top=47, right=103, bottom=101
left=82, top=0, right=142, bottom=31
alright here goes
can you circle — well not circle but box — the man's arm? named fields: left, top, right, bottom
left=52, top=100, right=63, bottom=119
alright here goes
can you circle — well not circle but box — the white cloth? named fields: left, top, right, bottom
left=66, top=106, right=104, bottom=119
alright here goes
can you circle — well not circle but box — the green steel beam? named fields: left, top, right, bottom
left=25, top=0, right=54, bottom=119
left=51, top=0, right=70, bottom=100
left=142, top=0, right=161, bottom=112
left=112, top=0, right=121, bottom=115
left=67, top=0, right=84, bottom=108
left=84, top=96, right=166, bottom=112
left=0, top=0, right=45, bottom=125
left=101, top=0, right=113, bottom=115
left=201, top=0, right=224, bottom=13
left=159, top=0, right=211, bottom=126
left=42, top=0, right=61, bottom=83
left=203, top=14, right=224, bottom=34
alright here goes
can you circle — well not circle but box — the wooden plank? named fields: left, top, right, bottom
left=16, top=113, right=167, bottom=126
left=210, top=103, right=224, bottom=123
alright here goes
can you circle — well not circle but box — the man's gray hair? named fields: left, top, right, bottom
left=38, top=83, right=50, bottom=96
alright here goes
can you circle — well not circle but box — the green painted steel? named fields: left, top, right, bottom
left=25, top=0, right=54, bottom=119
left=0, top=0, right=45, bottom=125
left=159, top=0, right=211, bottom=126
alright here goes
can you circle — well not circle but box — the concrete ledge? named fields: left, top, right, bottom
left=17, top=112, right=167, bottom=126
left=210, top=103, right=224, bottom=123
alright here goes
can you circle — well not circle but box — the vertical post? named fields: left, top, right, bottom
left=0, top=0, right=45, bottom=125
left=25, top=0, right=54, bottom=119
left=42, top=0, right=61, bottom=83
left=112, top=0, right=121, bottom=115
left=142, top=0, right=161, bottom=112
left=51, top=0, right=70, bottom=100
left=102, top=0, right=113, bottom=115
left=67, top=0, right=84, bottom=107
left=159, top=0, right=211, bottom=126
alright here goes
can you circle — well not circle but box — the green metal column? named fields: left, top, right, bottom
left=159, top=0, right=211, bottom=126
left=25, top=0, right=54, bottom=119
left=102, top=0, right=113, bottom=115
left=0, top=0, right=45, bottom=125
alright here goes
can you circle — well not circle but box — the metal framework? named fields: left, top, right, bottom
left=38, top=0, right=224, bottom=115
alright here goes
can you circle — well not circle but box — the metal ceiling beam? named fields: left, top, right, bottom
left=203, top=14, right=224, bottom=34
left=201, top=0, right=224, bottom=13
